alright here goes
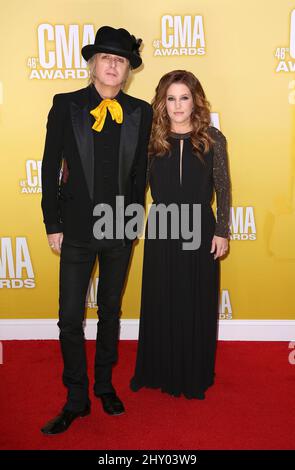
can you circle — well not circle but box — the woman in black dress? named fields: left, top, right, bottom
left=130, top=70, right=231, bottom=399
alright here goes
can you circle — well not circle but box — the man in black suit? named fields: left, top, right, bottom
left=40, top=26, right=152, bottom=434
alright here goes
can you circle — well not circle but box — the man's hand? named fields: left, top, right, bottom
left=47, top=233, right=63, bottom=254
left=210, top=235, right=229, bottom=260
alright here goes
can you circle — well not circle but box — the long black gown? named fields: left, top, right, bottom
left=130, top=126, right=231, bottom=399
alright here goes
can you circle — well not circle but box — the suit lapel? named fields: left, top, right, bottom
left=118, top=94, right=141, bottom=194
left=70, top=87, right=94, bottom=200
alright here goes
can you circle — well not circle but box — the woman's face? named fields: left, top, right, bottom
left=165, top=83, right=194, bottom=129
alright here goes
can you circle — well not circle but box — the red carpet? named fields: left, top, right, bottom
left=0, top=340, right=294, bottom=450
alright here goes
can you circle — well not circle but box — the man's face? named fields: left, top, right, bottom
left=94, top=53, right=130, bottom=88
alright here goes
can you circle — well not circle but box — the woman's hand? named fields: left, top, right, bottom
left=210, top=235, right=228, bottom=260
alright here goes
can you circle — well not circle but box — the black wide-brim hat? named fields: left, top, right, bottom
left=81, top=26, right=142, bottom=69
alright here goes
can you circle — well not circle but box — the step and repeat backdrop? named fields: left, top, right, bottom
left=0, top=0, right=294, bottom=321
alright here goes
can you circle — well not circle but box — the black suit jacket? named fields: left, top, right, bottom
left=41, top=85, right=153, bottom=242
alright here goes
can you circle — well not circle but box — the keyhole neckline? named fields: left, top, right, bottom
left=170, top=131, right=192, bottom=140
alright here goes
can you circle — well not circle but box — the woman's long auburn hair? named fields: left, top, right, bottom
left=149, top=70, right=214, bottom=161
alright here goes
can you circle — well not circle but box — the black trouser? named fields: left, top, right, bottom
left=58, top=239, right=132, bottom=412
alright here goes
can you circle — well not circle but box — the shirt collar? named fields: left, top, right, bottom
left=90, top=83, right=123, bottom=106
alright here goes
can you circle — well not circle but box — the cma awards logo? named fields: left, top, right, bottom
left=27, top=24, right=95, bottom=80
left=153, top=15, right=205, bottom=57
left=219, top=290, right=232, bottom=320
left=0, top=237, right=35, bottom=289
left=20, top=160, right=42, bottom=193
left=230, top=207, right=256, bottom=241
left=275, top=9, right=295, bottom=73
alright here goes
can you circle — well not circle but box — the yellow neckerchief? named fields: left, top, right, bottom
left=90, top=99, right=123, bottom=132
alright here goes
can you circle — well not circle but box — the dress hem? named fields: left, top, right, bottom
left=129, top=378, right=215, bottom=400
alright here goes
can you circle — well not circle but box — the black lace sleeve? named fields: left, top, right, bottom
left=210, top=127, right=231, bottom=238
